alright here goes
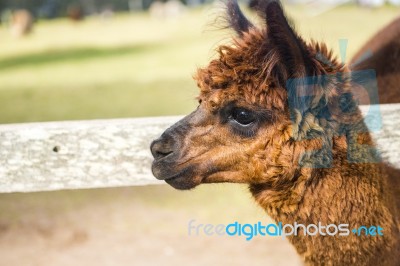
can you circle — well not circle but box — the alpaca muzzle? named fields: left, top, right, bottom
left=150, top=136, right=178, bottom=180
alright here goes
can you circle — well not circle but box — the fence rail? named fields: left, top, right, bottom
left=0, top=104, right=399, bottom=193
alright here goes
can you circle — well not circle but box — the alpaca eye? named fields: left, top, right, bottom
left=231, top=108, right=255, bottom=126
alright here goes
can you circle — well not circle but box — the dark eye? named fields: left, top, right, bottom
left=231, top=108, right=256, bottom=126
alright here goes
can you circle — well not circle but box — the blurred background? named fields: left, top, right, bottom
left=0, top=0, right=399, bottom=265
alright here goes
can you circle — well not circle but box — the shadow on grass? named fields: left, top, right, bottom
left=0, top=44, right=159, bottom=70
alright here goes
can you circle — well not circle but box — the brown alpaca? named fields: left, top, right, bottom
left=350, top=16, right=400, bottom=104
left=150, top=1, right=400, bottom=265
left=67, top=4, right=84, bottom=21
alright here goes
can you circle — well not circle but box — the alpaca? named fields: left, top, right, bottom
left=350, top=16, right=400, bottom=104
left=150, top=1, right=400, bottom=265
left=67, top=4, right=84, bottom=21
left=10, top=9, right=33, bottom=37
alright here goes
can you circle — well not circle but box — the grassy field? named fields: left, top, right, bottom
left=0, top=4, right=399, bottom=123
left=0, top=4, right=399, bottom=265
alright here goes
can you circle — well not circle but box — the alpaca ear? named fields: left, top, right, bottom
left=226, top=0, right=254, bottom=37
left=264, top=1, right=314, bottom=78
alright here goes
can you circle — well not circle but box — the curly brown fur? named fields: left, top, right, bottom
left=151, top=1, right=400, bottom=265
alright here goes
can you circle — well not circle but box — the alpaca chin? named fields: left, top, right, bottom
left=165, top=166, right=200, bottom=190
left=152, top=161, right=200, bottom=190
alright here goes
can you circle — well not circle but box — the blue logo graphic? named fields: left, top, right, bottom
left=286, top=40, right=382, bottom=168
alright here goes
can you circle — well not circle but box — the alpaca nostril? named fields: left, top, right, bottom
left=150, top=139, right=175, bottom=160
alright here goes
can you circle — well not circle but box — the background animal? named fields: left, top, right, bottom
left=350, top=16, right=400, bottom=104
left=67, top=4, right=84, bottom=21
left=10, top=9, right=33, bottom=37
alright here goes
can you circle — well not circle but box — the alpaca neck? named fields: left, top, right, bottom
left=249, top=144, right=400, bottom=265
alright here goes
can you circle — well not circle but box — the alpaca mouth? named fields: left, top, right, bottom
left=164, top=166, right=198, bottom=190
left=152, top=162, right=199, bottom=190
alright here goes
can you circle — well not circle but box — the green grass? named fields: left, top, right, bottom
left=0, top=5, right=399, bottom=123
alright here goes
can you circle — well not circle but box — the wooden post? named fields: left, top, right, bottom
left=0, top=116, right=181, bottom=192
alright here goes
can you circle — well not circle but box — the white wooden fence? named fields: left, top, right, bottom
left=0, top=104, right=399, bottom=193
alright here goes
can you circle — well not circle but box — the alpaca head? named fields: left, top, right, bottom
left=151, top=1, right=367, bottom=190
